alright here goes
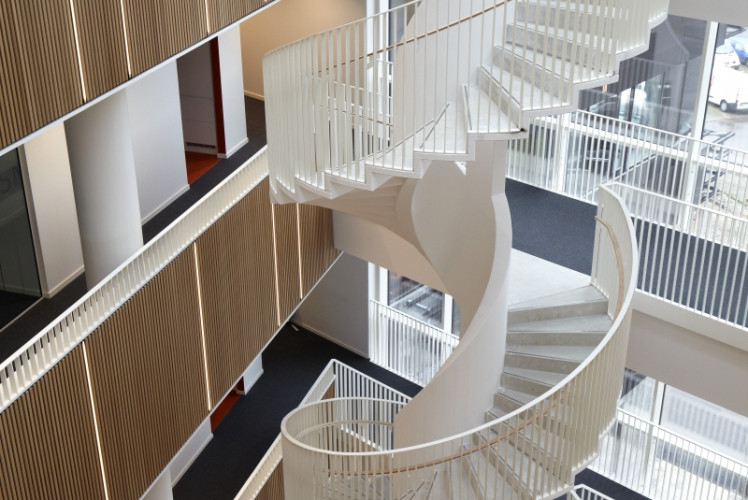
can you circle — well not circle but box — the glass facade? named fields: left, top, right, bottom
left=0, top=149, right=41, bottom=328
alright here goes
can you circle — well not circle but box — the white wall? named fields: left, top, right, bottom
left=627, top=309, right=748, bottom=418
left=218, top=27, right=249, bottom=158
left=127, top=62, right=189, bottom=223
left=292, top=253, right=369, bottom=357
left=239, top=0, right=366, bottom=99
left=333, top=211, right=448, bottom=293
left=178, top=43, right=217, bottom=153
left=20, top=124, right=84, bottom=297
left=669, top=0, right=748, bottom=26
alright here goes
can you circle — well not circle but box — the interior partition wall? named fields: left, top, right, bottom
left=0, top=0, right=276, bottom=155
left=0, top=176, right=339, bottom=500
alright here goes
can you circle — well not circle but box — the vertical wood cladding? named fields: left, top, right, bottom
left=84, top=250, right=208, bottom=500
left=120, top=0, right=207, bottom=75
left=71, top=0, right=129, bottom=99
left=0, top=1, right=31, bottom=146
left=207, top=0, right=264, bottom=33
left=273, top=204, right=302, bottom=322
left=256, top=462, right=285, bottom=500
left=7, top=0, right=83, bottom=129
left=196, top=178, right=278, bottom=407
left=0, top=347, right=105, bottom=500
left=299, top=205, right=341, bottom=296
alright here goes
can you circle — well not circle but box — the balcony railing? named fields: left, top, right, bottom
left=508, top=110, right=748, bottom=331
left=368, top=299, right=458, bottom=386
left=592, top=409, right=748, bottom=500
left=0, top=148, right=269, bottom=413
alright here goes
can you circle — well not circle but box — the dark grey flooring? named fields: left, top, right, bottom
left=172, top=324, right=421, bottom=500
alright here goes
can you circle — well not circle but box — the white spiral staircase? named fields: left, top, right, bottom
left=263, top=0, right=666, bottom=498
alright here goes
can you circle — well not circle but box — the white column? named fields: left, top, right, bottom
left=126, top=61, right=189, bottom=223
left=217, top=26, right=249, bottom=158
left=20, top=123, right=84, bottom=297
left=65, top=92, right=143, bottom=289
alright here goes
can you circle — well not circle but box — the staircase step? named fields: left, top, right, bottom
left=509, top=313, right=611, bottom=334
left=463, top=84, right=521, bottom=135
left=492, top=387, right=537, bottom=415
left=508, top=285, right=609, bottom=325
left=480, top=64, right=565, bottom=121
left=504, top=351, right=581, bottom=374
left=505, top=344, right=596, bottom=363
left=418, top=103, right=468, bottom=157
left=503, top=366, right=567, bottom=390
left=448, top=458, right=482, bottom=499
left=466, top=445, right=524, bottom=500
left=517, top=0, right=618, bottom=31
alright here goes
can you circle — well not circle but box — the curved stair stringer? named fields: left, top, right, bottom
left=392, top=139, right=514, bottom=448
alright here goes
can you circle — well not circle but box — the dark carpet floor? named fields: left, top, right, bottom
left=0, top=290, right=39, bottom=331
left=172, top=324, right=421, bottom=500
left=506, top=178, right=597, bottom=275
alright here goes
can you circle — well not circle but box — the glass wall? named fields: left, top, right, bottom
left=703, top=24, right=748, bottom=151
left=580, top=15, right=707, bottom=136
left=0, top=149, right=41, bottom=329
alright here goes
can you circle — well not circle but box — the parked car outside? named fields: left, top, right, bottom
left=714, top=42, right=741, bottom=69
left=708, top=66, right=748, bottom=112
left=728, top=35, right=748, bottom=65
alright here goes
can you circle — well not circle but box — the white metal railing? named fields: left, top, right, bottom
left=569, top=484, right=617, bottom=500
left=368, top=299, right=458, bottom=387
left=593, top=409, right=748, bottom=500
left=280, top=186, right=639, bottom=499
left=507, top=111, right=748, bottom=330
left=507, top=110, right=748, bottom=220
left=234, top=359, right=411, bottom=499
left=0, top=148, right=269, bottom=413
left=610, top=183, right=748, bottom=329
left=263, top=0, right=667, bottom=198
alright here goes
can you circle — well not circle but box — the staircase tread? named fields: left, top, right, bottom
left=503, top=366, right=568, bottom=386
left=418, top=103, right=468, bottom=155
left=503, top=44, right=611, bottom=83
left=509, top=313, right=611, bottom=332
left=464, top=84, right=520, bottom=134
left=508, top=285, right=606, bottom=312
left=482, top=64, right=565, bottom=111
left=506, top=344, right=595, bottom=363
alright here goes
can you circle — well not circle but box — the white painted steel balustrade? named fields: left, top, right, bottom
left=368, top=299, right=458, bottom=387
left=0, top=148, right=270, bottom=414
left=508, top=110, right=748, bottom=332
left=592, top=409, right=748, bottom=500
left=280, top=187, right=640, bottom=499
left=264, top=0, right=665, bottom=496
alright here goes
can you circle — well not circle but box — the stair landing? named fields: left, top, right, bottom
left=508, top=250, right=590, bottom=307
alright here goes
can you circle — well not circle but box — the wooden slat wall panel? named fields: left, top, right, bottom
left=196, top=178, right=278, bottom=407
left=0, top=347, right=105, bottom=500
left=123, top=0, right=207, bottom=75
left=273, top=204, right=301, bottom=321
left=0, top=1, right=32, bottom=146
left=5, top=0, right=82, bottom=130
left=72, top=0, right=129, bottom=100
left=156, top=0, right=206, bottom=60
left=256, top=462, right=284, bottom=500
left=207, top=0, right=265, bottom=33
left=85, top=250, right=208, bottom=500
left=299, top=206, right=341, bottom=296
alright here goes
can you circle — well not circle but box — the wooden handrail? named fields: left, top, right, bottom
left=309, top=388, right=570, bottom=476
left=594, top=215, right=626, bottom=318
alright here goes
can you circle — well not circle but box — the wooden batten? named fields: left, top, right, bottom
left=84, top=250, right=208, bottom=500
left=0, top=347, right=106, bottom=500
left=299, top=205, right=341, bottom=296
left=195, top=177, right=278, bottom=408
left=273, top=203, right=302, bottom=322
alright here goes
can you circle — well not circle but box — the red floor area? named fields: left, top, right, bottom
left=186, top=151, right=220, bottom=184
